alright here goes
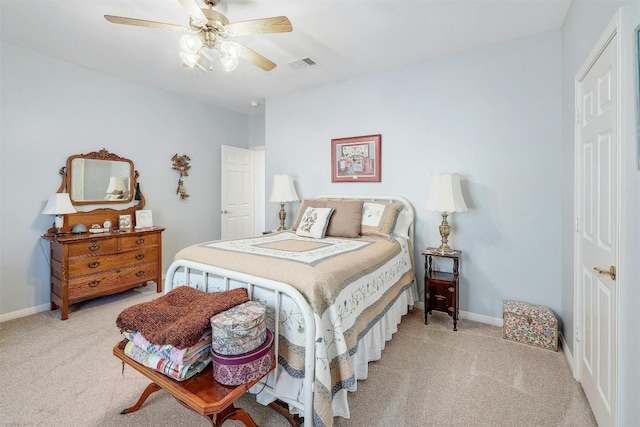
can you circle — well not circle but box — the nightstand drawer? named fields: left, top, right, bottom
left=426, top=281, right=455, bottom=313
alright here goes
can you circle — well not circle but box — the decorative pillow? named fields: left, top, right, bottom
left=293, top=199, right=327, bottom=230
left=361, top=202, right=404, bottom=238
left=295, top=207, right=334, bottom=239
left=325, top=200, right=364, bottom=238
left=392, top=207, right=413, bottom=239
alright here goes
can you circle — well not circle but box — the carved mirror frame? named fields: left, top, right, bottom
left=48, top=149, right=146, bottom=234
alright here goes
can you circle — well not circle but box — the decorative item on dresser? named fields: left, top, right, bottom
left=423, top=248, right=461, bottom=331
left=41, top=149, right=164, bottom=320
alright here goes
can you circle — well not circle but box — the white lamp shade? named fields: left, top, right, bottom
left=106, top=176, right=127, bottom=193
left=41, top=193, right=77, bottom=215
left=269, top=174, right=299, bottom=203
left=425, top=173, right=468, bottom=213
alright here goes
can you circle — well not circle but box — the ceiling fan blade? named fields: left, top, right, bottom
left=238, top=44, right=276, bottom=71
left=226, top=16, right=293, bottom=36
left=104, top=15, right=188, bottom=32
left=176, top=0, right=208, bottom=22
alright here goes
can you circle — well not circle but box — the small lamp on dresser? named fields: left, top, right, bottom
left=425, top=173, right=468, bottom=254
left=269, top=174, right=299, bottom=231
left=41, top=193, right=77, bottom=234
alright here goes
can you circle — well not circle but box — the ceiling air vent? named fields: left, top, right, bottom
left=287, top=57, right=317, bottom=71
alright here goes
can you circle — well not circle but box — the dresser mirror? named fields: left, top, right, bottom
left=65, top=149, right=134, bottom=205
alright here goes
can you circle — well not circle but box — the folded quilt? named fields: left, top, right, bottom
left=123, top=339, right=211, bottom=381
left=122, top=329, right=212, bottom=366
left=116, top=286, right=249, bottom=349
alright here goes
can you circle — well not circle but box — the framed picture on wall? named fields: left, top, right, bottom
left=331, top=134, right=381, bottom=182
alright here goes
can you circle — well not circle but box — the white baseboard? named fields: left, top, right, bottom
left=412, top=303, right=504, bottom=327
left=0, top=303, right=50, bottom=323
left=0, top=276, right=165, bottom=324
left=559, top=332, right=575, bottom=375
left=459, top=310, right=504, bottom=327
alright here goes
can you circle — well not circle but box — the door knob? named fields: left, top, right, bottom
left=222, top=210, right=230, bottom=214
left=593, top=265, right=616, bottom=281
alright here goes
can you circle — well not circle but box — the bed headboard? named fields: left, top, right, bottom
left=317, top=195, right=415, bottom=243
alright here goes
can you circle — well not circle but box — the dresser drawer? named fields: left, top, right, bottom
left=67, top=239, right=118, bottom=257
left=121, top=233, right=159, bottom=250
left=68, top=262, right=159, bottom=300
left=118, top=246, right=159, bottom=265
left=69, top=253, right=122, bottom=276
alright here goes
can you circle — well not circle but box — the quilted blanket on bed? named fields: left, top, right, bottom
left=174, top=231, right=415, bottom=427
left=116, top=286, right=248, bottom=349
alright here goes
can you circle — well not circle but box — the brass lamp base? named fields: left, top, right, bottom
left=277, top=202, right=287, bottom=231
left=435, top=211, right=455, bottom=254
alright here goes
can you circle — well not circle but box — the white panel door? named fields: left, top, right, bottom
left=576, top=25, right=618, bottom=427
left=221, top=145, right=255, bottom=239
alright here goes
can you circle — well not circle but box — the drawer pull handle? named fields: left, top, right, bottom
left=88, top=280, right=100, bottom=287
left=136, top=271, right=145, bottom=277
left=136, top=238, right=145, bottom=244
left=135, top=254, right=145, bottom=260
left=88, top=243, right=101, bottom=251
left=88, top=261, right=100, bottom=268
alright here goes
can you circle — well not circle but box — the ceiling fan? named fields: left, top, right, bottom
left=105, top=0, right=292, bottom=72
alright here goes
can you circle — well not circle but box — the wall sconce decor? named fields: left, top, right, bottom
left=171, top=154, right=191, bottom=200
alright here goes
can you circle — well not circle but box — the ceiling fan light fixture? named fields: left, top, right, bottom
left=219, top=40, right=240, bottom=72
left=180, top=34, right=203, bottom=53
left=221, top=55, right=238, bottom=72
left=180, top=51, right=201, bottom=68
left=220, top=40, right=240, bottom=59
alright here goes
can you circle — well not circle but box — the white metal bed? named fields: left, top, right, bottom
left=163, top=195, right=416, bottom=426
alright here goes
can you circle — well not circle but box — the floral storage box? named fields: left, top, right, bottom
left=212, top=329, right=274, bottom=386
left=503, top=300, right=558, bottom=351
left=210, top=301, right=266, bottom=355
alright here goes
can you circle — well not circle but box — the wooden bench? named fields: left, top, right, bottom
left=113, top=340, right=277, bottom=426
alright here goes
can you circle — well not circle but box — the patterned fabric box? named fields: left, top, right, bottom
left=212, top=329, right=274, bottom=386
left=210, top=301, right=266, bottom=355
left=503, top=300, right=558, bottom=351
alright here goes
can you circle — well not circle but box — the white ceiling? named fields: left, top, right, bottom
left=1, top=0, right=571, bottom=115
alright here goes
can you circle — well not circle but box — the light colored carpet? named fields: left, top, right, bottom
left=0, top=285, right=596, bottom=427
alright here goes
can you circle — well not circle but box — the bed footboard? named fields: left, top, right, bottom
left=165, top=259, right=316, bottom=425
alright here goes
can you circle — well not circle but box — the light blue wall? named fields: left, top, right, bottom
left=0, top=43, right=249, bottom=317
left=561, top=2, right=640, bottom=425
left=265, top=30, right=563, bottom=322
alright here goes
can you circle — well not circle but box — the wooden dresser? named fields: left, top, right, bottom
left=44, top=227, right=164, bottom=320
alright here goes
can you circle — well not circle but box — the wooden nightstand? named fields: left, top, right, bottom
left=422, top=248, right=461, bottom=331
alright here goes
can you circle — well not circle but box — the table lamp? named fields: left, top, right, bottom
left=106, top=176, right=128, bottom=199
left=269, top=174, right=299, bottom=231
left=425, top=173, right=468, bottom=254
left=42, top=193, right=77, bottom=234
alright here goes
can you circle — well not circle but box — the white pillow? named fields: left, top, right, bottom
left=393, top=208, right=413, bottom=239
left=295, top=207, right=335, bottom=239
left=361, top=202, right=404, bottom=238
